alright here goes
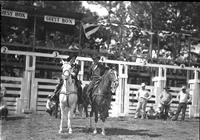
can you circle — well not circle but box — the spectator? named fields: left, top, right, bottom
left=21, top=28, right=29, bottom=44
left=155, top=104, right=162, bottom=119
left=160, top=86, right=172, bottom=120
left=152, top=50, right=157, bottom=59
left=0, top=84, right=8, bottom=120
left=134, top=83, right=151, bottom=119
left=146, top=105, right=157, bottom=119
left=172, top=85, right=192, bottom=121
left=168, top=109, right=176, bottom=119
left=46, top=94, right=56, bottom=116
left=46, top=34, right=55, bottom=48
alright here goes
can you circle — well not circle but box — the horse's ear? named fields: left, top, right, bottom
left=60, top=59, right=65, bottom=64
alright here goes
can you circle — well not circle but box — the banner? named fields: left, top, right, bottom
left=1, top=9, right=28, bottom=19
left=44, top=15, right=75, bottom=25
left=83, top=23, right=100, bottom=39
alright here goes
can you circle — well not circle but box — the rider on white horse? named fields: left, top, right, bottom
left=51, top=52, right=82, bottom=104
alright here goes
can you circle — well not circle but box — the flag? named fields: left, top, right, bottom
left=83, top=23, right=100, bottom=39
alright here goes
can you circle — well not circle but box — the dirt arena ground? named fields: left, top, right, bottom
left=0, top=114, right=199, bottom=140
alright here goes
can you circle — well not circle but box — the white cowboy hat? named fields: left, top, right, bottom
left=141, top=83, right=146, bottom=87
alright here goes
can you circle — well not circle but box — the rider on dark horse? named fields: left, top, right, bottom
left=86, top=55, right=108, bottom=104
left=51, top=52, right=82, bottom=105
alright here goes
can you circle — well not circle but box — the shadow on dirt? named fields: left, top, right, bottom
left=72, top=126, right=162, bottom=138
left=106, top=128, right=162, bottom=137
left=5, top=115, right=28, bottom=121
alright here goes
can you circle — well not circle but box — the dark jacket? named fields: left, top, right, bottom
left=88, top=62, right=107, bottom=81
left=71, top=63, right=80, bottom=80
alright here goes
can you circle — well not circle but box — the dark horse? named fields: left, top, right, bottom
left=83, top=68, right=118, bottom=135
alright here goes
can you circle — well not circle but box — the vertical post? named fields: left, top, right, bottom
left=78, top=21, right=82, bottom=54
left=189, top=70, right=200, bottom=118
left=123, top=64, right=129, bottom=116
left=78, top=60, right=84, bottom=82
left=18, top=55, right=31, bottom=113
left=19, top=55, right=36, bottom=114
left=157, top=33, right=160, bottom=57
left=186, top=39, right=191, bottom=87
left=30, top=56, right=36, bottom=112
left=108, top=1, right=111, bottom=48
left=188, top=38, right=191, bottom=67
left=149, top=13, right=153, bottom=58
left=152, top=67, right=166, bottom=109
left=30, top=80, right=38, bottom=113
left=114, top=63, right=128, bottom=117
left=33, top=10, right=37, bottom=51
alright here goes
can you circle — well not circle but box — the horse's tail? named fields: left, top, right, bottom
left=82, top=84, right=90, bottom=105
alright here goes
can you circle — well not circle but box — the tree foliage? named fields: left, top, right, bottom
left=88, top=1, right=200, bottom=61
left=2, top=1, right=199, bottom=62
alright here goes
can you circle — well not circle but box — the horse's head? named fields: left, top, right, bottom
left=108, top=69, right=119, bottom=93
left=61, top=61, right=72, bottom=80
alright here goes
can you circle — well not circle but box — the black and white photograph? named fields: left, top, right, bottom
left=0, top=1, right=199, bottom=140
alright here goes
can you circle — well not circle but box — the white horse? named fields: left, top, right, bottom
left=59, top=60, right=78, bottom=134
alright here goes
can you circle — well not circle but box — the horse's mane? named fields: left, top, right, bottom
left=97, top=69, right=112, bottom=91
left=101, top=69, right=111, bottom=81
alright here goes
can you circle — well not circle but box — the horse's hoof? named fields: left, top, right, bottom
left=101, top=131, right=106, bottom=136
left=69, top=129, right=72, bottom=134
left=93, top=129, right=97, bottom=134
left=59, top=130, right=64, bottom=134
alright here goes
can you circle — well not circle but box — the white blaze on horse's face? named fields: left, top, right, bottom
left=63, top=70, right=70, bottom=79
left=62, top=62, right=72, bottom=80
left=110, top=69, right=119, bottom=93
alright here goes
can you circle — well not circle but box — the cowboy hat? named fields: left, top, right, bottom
left=91, top=55, right=101, bottom=60
left=141, top=83, right=146, bottom=87
left=181, top=85, right=186, bottom=90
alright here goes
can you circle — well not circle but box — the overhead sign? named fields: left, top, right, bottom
left=44, top=15, right=75, bottom=25
left=1, top=9, right=28, bottom=19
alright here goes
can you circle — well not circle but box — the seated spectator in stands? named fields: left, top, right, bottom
left=0, top=84, right=8, bottom=120
left=46, top=34, right=55, bottom=48
left=1, top=35, right=5, bottom=42
left=69, top=42, right=79, bottom=50
left=152, top=50, right=157, bottom=59
left=21, top=27, right=29, bottom=44
left=146, top=105, right=157, bottom=119
left=8, top=33, right=18, bottom=43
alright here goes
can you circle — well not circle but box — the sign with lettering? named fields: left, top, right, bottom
left=1, top=9, right=28, bottom=19
left=44, top=15, right=75, bottom=25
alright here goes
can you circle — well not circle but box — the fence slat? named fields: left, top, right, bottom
left=1, top=76, right=22, bottom=82
left=1, top=83, right=22, bottom=88
left=3, top=90, right=21, bottom=95
left=38, top=91, right=54, bottom=96
left=38, top=85, right=56, bottom=89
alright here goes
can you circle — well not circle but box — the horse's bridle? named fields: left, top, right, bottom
left=63, top=69, right=71, bottom=80
left=110, top=69, right=119, bottom=93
